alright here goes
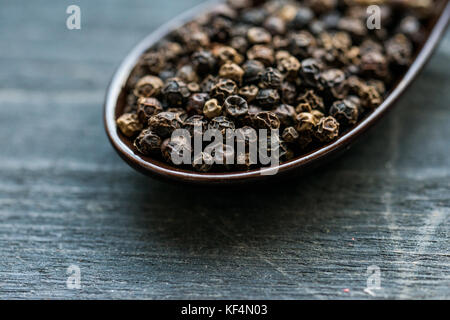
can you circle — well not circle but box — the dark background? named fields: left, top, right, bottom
left=0, top=0, right=448, bottom=299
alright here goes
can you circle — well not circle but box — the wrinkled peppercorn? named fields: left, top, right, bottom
left=184, top=115, right=208, bottom=136
left=253, top=111, right=280, bottom=130
left=329, top=99, right=359, bottom=126
left=224, top=95, right=249, bottom=118
left=213, top=45, right=243, bottom=65
left=162, top=78, right=191, bottom=106
left=256, top=88, right=280, bottom=108
left=137, top=97, right=163, bottom=123
left=193, top=152, right=214, bottom=172
left=239, top=85, right=259, bottom=102
left=148, top=111, right=184, bottom=138
left=300, top=58, right=322, bottom=87
left=280, top=81, right=297, bottom=105
left=161, top=135, right=192, bottom=164
left=134, top=76, right=164, bottom=98
left=315, top=116, right=340, bottom=142
left=282, top=126, right=299, bottom=143
left=208, top=116, right=236, bottom=136
left=134, top=129, right=162, bottom=155
left=219, top=63, right=245, bottom=84
left=274, top=104, right=296, bottom=127
left=117, top=113, right=143, bottom=138
left=288, top=31, right=316, bottom=59
left=318, top=68, right=347, bottom=99
left=142, top=51, right=165, bottom=75
left=211, top=78, right=238, bottom=102
left=204, top=98, right=223, bottom=119
left=386, top=34, right=413, bottom=67
left=247, top=45, right=275, bottom=66
left=242, top=59, right=265, bottom=84
left=192, top=50, right=217, bottom=75
left=296, top=90, right=325, bottom=113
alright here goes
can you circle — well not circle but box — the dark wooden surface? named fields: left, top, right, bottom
left=0, top=0, right=449, bottom=300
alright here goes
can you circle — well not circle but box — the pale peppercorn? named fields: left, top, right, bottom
left=116, top=113, right=143, bottom=138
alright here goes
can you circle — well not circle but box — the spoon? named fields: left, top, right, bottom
left=104, top=0, right=450, bottom=185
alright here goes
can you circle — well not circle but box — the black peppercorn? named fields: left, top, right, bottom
left=317, top=68, right=347, bottom=99
left=329, top=99, right=359, bottom=126
left=386, top=34, right=413, bottom=67
left=273, top=104, right=296, bottom=128
left=137, top=97, right=163, bottom=123
left=219, top=63, right=245, bottom=85
left=119, top=0, right=425, bottom=172
left=360, top=51, right=389, bottom=79
left=359, top=84, right=383, bottom=109
left=296, top=90, right=325, bottom=113
left=247, top=45, right=275, bottom=66
left=242, top=59, right=265, bottom=84
left=161, top=136, right=192, bottom=164
left=192, top=50, right=217, bottom=75
left=141, top=51, right=165, bottom=75
left=201, top=75, right=218, bottom=93
left=315, top=116, right=340, bottom=142
left=117, top=113, right=143, bottom=138
left=134, top=129, right=162, bottom=155
left=259, top=67, right=283, bottom=89
left=213, top=45, right=243, bottom=65
left=134, top=76, right=164, bottom=98
left=247, top=27, right=272, bottom=44
left=224, top=95, right=249, bottom=118
left=148, top=111, right=184, bottom=138
left=211, top=78, right=238, bottom=102
left=256, top=88, right=280, bottom=108
left=277, top=56, right=301, bottom=81
left=186, top=93, right=210, bottom=115
left=296, top=112, right=317, bottom=133
left=230, top=36, right=249, bottom=54
left=280, top=81, right=297, bottom=105
left=289, top=7, right=314, bottom=29
left=288, top=31, right=316, bottom=59
left=253, top=111, right=280, bottom=130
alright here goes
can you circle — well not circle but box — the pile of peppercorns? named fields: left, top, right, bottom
left=116, top=0, right=432, bottom=172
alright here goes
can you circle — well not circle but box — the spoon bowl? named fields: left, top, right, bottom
left=104, top=0, right=450, bottom=185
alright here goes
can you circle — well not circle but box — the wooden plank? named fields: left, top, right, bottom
left=0, top=0, right=448, bottom=299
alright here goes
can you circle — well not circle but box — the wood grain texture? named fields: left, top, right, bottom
left=0, top=0, right=448, bottom=300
